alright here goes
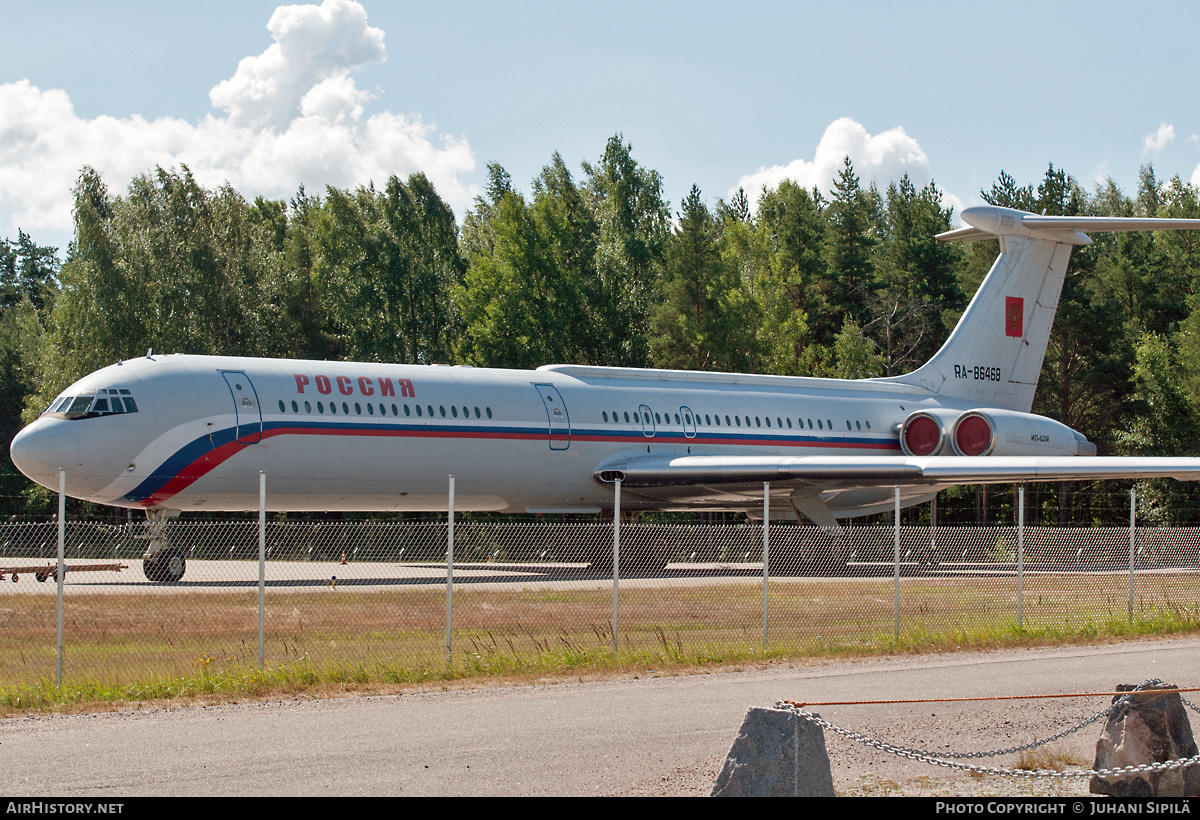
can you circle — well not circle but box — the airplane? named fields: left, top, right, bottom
left=10, top=204, right=1200, bottom=582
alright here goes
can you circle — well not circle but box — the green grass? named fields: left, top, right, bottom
left=4, top=573, right=1200, bottom=713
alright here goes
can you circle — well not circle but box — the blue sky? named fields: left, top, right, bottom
left=2, top=0, right=1198, bottom=252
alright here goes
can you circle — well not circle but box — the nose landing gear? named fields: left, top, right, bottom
left=137, top=508, right=186, bottom=583
left=143, top=548, right=186, bottom=583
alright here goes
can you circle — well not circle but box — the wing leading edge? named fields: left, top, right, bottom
left=595, top=455, right=1200, bottom=488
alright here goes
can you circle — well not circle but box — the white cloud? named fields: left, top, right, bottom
left=210, top=0, right=385, bottom=131
left=1142, top=123, right=1175, bottom=156
left=731, top=117, right=932, bottom=208
left=0, top=0, right=476, bottom=245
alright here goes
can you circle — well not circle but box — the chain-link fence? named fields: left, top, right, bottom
left=3, top=517, right=1199, bottom=689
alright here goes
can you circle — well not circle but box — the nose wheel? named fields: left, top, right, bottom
left=143, top=549, right=186, bottom=583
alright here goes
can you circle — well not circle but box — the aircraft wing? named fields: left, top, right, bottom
left=595, top=454, right=1200, bottom=488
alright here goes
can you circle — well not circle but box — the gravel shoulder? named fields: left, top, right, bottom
left=4, top=638, right=1197, bottom=796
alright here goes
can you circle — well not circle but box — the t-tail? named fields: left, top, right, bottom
left=881, top=205, right=1200, bottom=413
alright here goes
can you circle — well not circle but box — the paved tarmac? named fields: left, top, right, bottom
left=4, top=637, right=1199, bottom=796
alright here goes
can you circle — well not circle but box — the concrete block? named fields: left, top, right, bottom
left=711, top=706, right=835, bottom=797
left=1091, top=683, right=1200, bottom=797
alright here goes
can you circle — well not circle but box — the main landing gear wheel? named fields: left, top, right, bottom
left=143, top=549, right=186, bottom=583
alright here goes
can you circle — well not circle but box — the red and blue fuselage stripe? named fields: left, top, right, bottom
left=123, top=420, right=901, bottom=507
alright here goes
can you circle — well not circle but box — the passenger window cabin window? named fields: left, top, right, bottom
left=354, top=403, right=361, bottom=415
left=330, top=402, right=338, bottom=415
left=452, top=406, right=459, bottom=418
left=318, top=402, right=325, bottom=414
left=305, top=401, right=311, bottom=413
left=292, top=401, right=299, bottom=413
left=486, top=407, right=493, bottom=419
left=278, top=400, right=285, bottom=412
left=475, top=407, right=481, bottom=418
left=343, top=402, right=350, bottom=414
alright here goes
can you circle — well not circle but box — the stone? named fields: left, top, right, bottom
left=711, top=706, right=835, bottom=797
left=1090, top=683, right=1200, bottom=797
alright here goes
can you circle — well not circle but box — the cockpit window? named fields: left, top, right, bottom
left=44, top=388, right=139, bottom=419
left=66, top=393, right=95, bottom=413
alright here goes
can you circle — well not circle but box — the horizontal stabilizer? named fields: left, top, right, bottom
left=937, top=206, right=1200, bottom=246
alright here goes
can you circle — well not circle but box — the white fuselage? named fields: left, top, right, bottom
left=17, top=206, right=1200, bottom=525
left=10, top=353, right=979, bottom=517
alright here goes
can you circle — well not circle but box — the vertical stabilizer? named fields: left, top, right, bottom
left=881, top=205, right=1200, bottom=413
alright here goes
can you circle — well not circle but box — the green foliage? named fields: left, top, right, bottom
left=651, top=185, right=757, bottom=372
left=1117, top=333, right=1200, bottom=523
left=313, top=173, right=464, bottom=364
left=581, top=135, right=671, bottom=367
left=4, top=148, right=1200, bottom=524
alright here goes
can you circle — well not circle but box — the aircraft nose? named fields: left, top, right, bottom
left=9, top=419, right=82, bottom=488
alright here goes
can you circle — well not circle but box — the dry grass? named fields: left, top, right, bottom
left=3, top=572, right=1200, bottom=712
left=1015, top=747, right=1089, bottom=772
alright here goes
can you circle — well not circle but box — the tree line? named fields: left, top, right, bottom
left=3, top=135, right=1200, bottom=524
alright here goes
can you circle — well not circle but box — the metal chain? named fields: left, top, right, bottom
left=775, top=679, right=1200, bottom=781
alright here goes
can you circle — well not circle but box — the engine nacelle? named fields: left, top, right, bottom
left=898, top=409, right=962, bottom=456
left=950, top=408, right=1096, bottom=457
left=899, top=407, right=1096, bottom=457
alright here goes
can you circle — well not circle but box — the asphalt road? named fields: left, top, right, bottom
left=4, top=637, right=1200, bottom=796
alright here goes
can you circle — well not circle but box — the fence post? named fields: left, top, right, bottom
left=1017, top=485, right=1024, bottom=629
left=446, top=475, right=455, bottom=666
left=762, top=481, right=770, bottom=651
left=258, top=472, right=266, bottom=669
left=894, top=486, right=900, bottom=639
left=56, top=468, right=65, bottom=686
left=1129, top=486, right=1136, bottom=621
left=930, top=494, right=937, bottom=562
left=612, top=478, right=620, bottom=653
